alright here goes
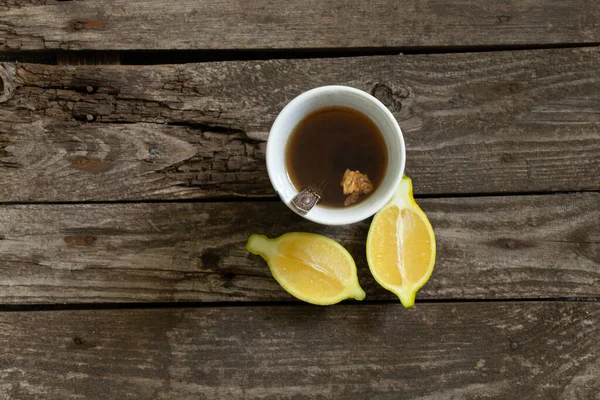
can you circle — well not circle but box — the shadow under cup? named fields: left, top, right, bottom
left=267, top=86, right=406, bottom=226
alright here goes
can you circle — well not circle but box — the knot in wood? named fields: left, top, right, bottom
left=501, top=153, right=516, bottom=163
left=74, top=22, right=85, bottom=30
left=371, top=83, right=407, bottom=112
left=0, top=64, right=16, bottom=104
left=76, top=157, right=90, bottom=166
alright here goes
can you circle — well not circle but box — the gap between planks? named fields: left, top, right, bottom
left=1, top=298, right=600, bottom=314
left=1, top=42, right=600, bottom=66
left=0, top=189, right=598, bottom=207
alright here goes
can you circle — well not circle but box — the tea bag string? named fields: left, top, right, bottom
left=312, top=171, right=333, bottom=194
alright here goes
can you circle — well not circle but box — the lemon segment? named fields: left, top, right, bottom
left=366, top=176, right=436, bottom=308
left=246, top=233, right=366, bottom=305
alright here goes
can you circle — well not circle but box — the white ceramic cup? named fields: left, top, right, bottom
left=267, top=85, right=405, bottom=225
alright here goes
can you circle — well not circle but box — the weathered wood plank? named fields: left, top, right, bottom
left=0, top=193, right=597, bottom=304
left=0, top=302, right=598, bottom=399
left=1, top=0, right=599, bottom=51
left=1, top=47, right=598, bottom=201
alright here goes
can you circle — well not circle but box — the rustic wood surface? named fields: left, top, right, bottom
left=1, top=0, right=599, bottom=51
left=1, top=47, right=598, bottom=202
left=0, top=193, right=597, bottom=304
left=1, top=1, right=599, bottom=397
left=0, top=302, right=598, bottom=399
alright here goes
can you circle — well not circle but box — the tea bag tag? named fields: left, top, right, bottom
left=291, top=188, right=321, bottom=214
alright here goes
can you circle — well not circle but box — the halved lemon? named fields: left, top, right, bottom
left=246, top=233, right=366, bottom=305
left=367, top=176, right=436, bottom=308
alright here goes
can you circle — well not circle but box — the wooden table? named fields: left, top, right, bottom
left=1, top=1, right=599, bottom=398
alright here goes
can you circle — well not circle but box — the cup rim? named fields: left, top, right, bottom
left=267, top=85, right=406, bottom=225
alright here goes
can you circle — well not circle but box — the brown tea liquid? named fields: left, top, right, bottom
left=286, top=106, right=388, bottom=208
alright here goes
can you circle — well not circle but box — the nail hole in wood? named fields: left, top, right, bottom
left=73, top=20, right=105, bottom=31
left=221, top=273, right=236, bottom=288
left=64, top=235, right=97, bottom=246
left=148, top=147, right=160, bottom=158
left=70, top=156, right=114, bottom=174
left=200, top=250, right=220, bottom=267
left=75, top=157, right=90, bottom=166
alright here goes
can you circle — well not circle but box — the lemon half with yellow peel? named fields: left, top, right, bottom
left=246, top=233, right=366, bottom=305
left=367, top=176, right=436, bottom=308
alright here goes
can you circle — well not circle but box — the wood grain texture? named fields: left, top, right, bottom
left=1, top=0, right=599, bottom=51
left=0, top=302, right=598, bottom=399
left=1, top=47, right=599, bottom=201
left=0, top=193, right=597, bottom=304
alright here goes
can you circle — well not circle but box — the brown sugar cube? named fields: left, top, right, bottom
left=340, top=169, right=374, bottom=206
left=341, top=169, right=373, bottom=195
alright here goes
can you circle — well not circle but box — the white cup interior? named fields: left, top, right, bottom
left=267, top=85, right=405, bottom=225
